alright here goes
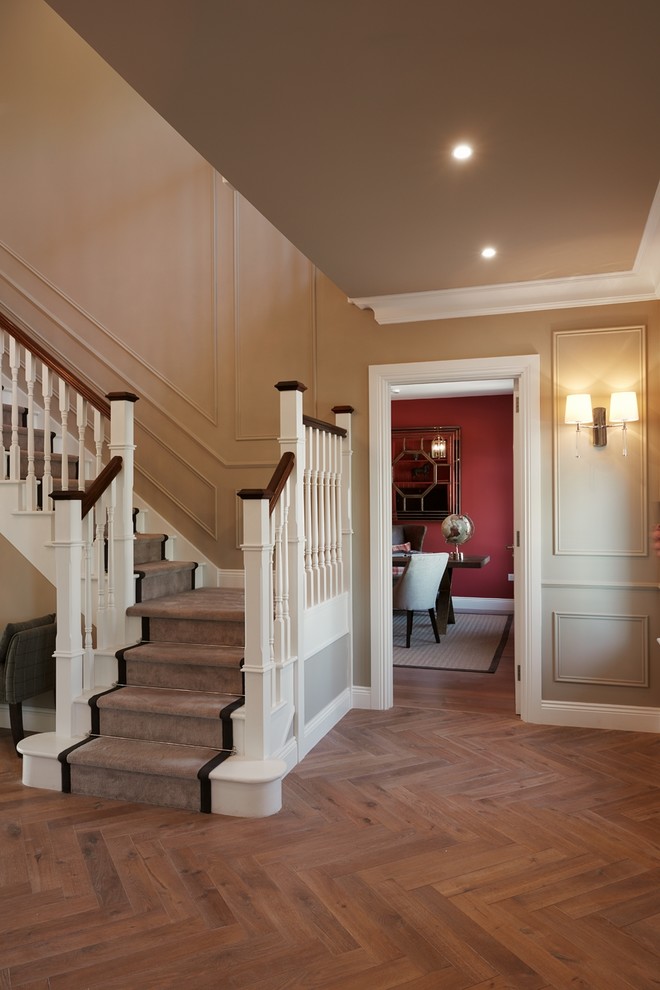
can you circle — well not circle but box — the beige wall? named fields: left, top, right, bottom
left=0, top=535, right=55, bottom=630
left=3, top=1, right=660, bottom=710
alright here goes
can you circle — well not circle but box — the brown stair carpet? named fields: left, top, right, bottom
left=61, top=736, right=230, bottom=813
left=60, top=530, right=246, bottom=813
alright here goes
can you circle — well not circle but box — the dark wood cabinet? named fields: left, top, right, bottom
left=392, top=426, right=460, bottom=520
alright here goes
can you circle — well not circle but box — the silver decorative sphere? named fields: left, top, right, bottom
left=441, top=513, right=474, bottom=549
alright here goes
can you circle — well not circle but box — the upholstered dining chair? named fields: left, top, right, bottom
left=392, top=552, right=449, bottom=648
left=392, top=523, right=427, bottom=553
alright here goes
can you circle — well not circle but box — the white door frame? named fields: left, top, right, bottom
left=368, top=354, right=542, bottom=722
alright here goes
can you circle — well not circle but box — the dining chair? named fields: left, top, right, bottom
left=392, top=552, right=449, bottom=648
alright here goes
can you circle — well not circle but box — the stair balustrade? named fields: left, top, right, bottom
left=3, top=312, right=355, bottom=811
left=239, top=383, right=353, bottom=767
left=0, top=314, right=138, bottom=738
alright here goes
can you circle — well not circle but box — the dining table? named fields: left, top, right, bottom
left=392, top=551, right=491, bottom=635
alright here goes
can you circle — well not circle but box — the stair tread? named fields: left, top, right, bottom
left=122, top=641, right=244, bottom=665
left=133, top=560, right=196, bottom=575
left=96, top=685, right=242, bottom=716
left=66, top=736, right=229, bottom=776
left=127, top=587, right=245, bottom=621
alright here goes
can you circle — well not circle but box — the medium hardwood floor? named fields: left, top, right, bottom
left=2, top=629, right=660, bottom=990
left=393, top=620, right=516, bottom=716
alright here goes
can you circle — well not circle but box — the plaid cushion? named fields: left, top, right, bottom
left=1, top=620, right=56, bottom=704
left=0, top=613, right=55, bottom=664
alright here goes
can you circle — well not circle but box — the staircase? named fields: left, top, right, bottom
left=2, top=318, right=354, bottom=818
left=3, top=402, right=248, bottom=812
left=62, top=531, right=247, bottom=814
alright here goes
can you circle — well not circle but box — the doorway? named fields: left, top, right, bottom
left=391, top=384, right=515, bottom=708
left=368, top=355, right=542, bottom=723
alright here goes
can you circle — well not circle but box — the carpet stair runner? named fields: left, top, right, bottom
left=61, top=540, right=247, bottom=814
left=4, top=402, right=246, bottom=813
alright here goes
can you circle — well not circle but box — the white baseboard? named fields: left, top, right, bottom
left=218, top=568, right=244, bottom=589
left=539, top=700, right=660, bottom=734
left=299, top=687, right=352, bottom=758
left=454, top=596, right=514, bottom=613
left=0, top=702, right=55, bottom=735
left=351, top=686, right=372, bottom=709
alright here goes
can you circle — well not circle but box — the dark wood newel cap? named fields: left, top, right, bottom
left=106, top=392, right=139, bottom=403
left=237, top=488, right=270, bottom=500
left=275, top=381, right=307, bottom=393
left=50, top=490, right=85, bottom=504
left=332, top=405, right=354, bottom=415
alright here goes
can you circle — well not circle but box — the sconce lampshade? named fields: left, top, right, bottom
left=564, top=393, right=593, bottom=425
left=609, top=391, right=639, bottom=423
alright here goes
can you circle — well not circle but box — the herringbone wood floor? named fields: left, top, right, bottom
left=2, top=647, right=659, bottom=989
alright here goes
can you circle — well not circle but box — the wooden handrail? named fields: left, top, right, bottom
left=82, top=456, right=123, bottom=518
left=266, top=451, right=295, bottom=514
left=50, top=456, right=123, bottom=519
left=0, top=310, right=111, bottom=419
left=303, top=414, right=347, bottom=438
left=237, top=451, right=295, bottom=515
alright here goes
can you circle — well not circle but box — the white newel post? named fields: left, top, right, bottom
left=239, top=493, right=274, bottom=760
left=276, top=382, right=306, bottom=757
left=107, top=393, right=138, bottom=644
left=50, top=493, right=85, bottom=739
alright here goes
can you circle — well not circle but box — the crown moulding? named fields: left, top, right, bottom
left=350, top=183, right=660, bottom=326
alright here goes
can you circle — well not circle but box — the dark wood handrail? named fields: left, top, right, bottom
left=266, top=451, right=295, bottom=514
left=303, top=414, right=347, bottom=438
left=50, top=456, right=123, bottom=519
left=0, top=310, right=111, bottom=419
left=237, top=451, right=296, bottom=515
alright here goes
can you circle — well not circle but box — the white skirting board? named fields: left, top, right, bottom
left=0, top=702, right=55, bottom=735
left=453, top=596, right=513, bottom=614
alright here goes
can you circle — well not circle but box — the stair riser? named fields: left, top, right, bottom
left=144, top=617, right=245, bottom=648
left=124, top=660, right=243, bottom=695
left=133, top=537, right=166, bottom=565
left=70, top=766, right=202, bottom=812
left=2, top=426, right=47, bottom=452
left=97, top=710, right=226, bottom=750
left=136, top=571, right=195, bottom=601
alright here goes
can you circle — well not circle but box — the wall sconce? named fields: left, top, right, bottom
left=430, top=433, right=447, bottom=459
left=564, top=391, right=639, bottom=457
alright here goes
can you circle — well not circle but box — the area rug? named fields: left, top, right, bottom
left=393, top=610, right=512, bottom=673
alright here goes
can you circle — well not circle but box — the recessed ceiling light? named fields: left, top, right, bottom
left=452, top=143, right=473, bottom=161
left=481, top=246, right=497, bottom=259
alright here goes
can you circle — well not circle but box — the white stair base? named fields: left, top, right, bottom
left=18, top=730, right=286, bottom=818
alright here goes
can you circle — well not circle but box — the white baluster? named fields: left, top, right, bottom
left=58, top=380, right=70, bottom=492
left=93, top=408, right=104, bottom=475
left=329, top=432, right=339, bottom=597
left=41, top=365, right=53, bottom=506
left=303, top=426, right=314, bottom=607
left=24, top=351, right=37, bottom=510
left=272, top=481, right=292, bottom=690
left=76, top=394, right=87, bottom=489
left=94, top=492, right=108, bottom=647
left=310, top=429, right=320, bottom=607
left=8, top=337, right=21, bottom=482
left=106, top=480, right=116, bottom=613
left=82, top=510, right=95, bottom=689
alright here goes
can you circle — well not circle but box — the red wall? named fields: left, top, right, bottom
left=392, top=395, right=514, bottom=601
